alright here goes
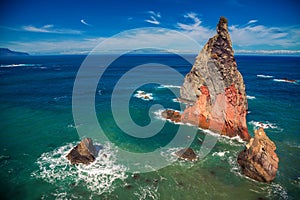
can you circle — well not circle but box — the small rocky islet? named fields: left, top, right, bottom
left=66, top=138, right=97, bottom=165
left=67, top=17, right=279, bottom=183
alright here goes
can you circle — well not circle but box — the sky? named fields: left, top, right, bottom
left=0, top=0, right=300, bottom=55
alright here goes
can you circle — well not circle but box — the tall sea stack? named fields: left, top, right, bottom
left=180, top=17, right=250, bottom=141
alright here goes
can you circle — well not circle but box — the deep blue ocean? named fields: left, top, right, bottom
left=0, top=54, right=299, bottom=199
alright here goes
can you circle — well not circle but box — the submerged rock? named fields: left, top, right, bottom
left=66, top=138, right=97, bottom=165
left=179, top=16, right=250, bottom=141
left=237, top=128, right=279, bottom=182
left=175, top=148, right=197, bottom=162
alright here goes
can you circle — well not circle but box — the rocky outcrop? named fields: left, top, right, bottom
left=161, top=110, right=181, bottom=123
left=179, top=17, right=250, bottom=141
left=66, top=138, right=97, bottom=165
left=175, top=148, right=197, bottom=162
left=237, top=128, right=279, bottom=182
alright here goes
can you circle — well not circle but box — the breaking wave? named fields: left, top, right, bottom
left=273, top=79, right=298, bottom=84
left=212, top=150, right=230, bottom=158
left=134, top=90, right=153, bottom=101
left=134, top=184, right=159, bottom=200
left=157, top=84, right=181, bottom=89
left=153, top=108, right=245, bottom=144
left=246, top=95, right=256, bottom=100
left=248, top=120, right=282, bottom=131
left=257, top=74, right=273, bottom=78
left=0, top=63, right=39, bottom=68
left=32, top=142, right=128, bottom=196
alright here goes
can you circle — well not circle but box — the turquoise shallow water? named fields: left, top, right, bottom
left=0, top=54, right=299, bottom=199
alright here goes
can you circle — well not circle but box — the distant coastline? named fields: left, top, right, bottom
left=0, top=48, right=29, bottom=57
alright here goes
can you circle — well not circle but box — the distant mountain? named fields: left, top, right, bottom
left=0, top=48, right=29, bottom=56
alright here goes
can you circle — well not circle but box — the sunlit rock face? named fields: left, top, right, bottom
left=180, top=17, right=250, bottom=141
left=238, top=128, right=279, bottom=182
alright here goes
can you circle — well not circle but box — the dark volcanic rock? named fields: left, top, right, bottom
left=175, top=148, right=197, bottom=162
left=180, top=17, right=250, bottom=141
left=161, top=109, right=181, bottom=123
left=66, top=138, right=97, bottom=165
left=237, top=128, right=279, bottom=182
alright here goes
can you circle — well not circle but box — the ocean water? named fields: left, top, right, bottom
left=0, top=54, right=299, bottom=199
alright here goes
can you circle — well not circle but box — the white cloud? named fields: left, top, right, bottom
left=22, top=24, right=82, bottom=34
left=229, top=24, right=300, bottom=48
left=236, top=49, right=300, bottom=55
left=80, top=19, right=92, bottom=27
left=4, top=38, right=104, bottom=54
left=148, top=11, right=161, bottom=18
left=145, top=11, right=161, bottom=25
left=247, top=19, right=258, bottom=24
left=23, top=25, right=53, bottom=33
left=145, top=16, right=160, bottom=25
left=177, top=12, right=202, bottom=31
left=176, top=12, right=215, bottom=45
left=3, top=28, right=202, bottom=55
left=4, top=24, right=300, bottom=55
left=2, top=13, right=300, bottom=55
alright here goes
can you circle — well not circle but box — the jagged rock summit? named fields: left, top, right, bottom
left=237, top=128, right=279, bottom=182
left=179, top=17, right=250, bottom=141
left=66, top=138, right=97, bottom=165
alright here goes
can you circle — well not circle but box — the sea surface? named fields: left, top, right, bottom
left=0, top=54, right=299, bottom=199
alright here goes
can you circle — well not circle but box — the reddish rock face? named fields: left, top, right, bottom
left=162, top=110, right=182, bottom=123
left=237, top=128, right=279, bottom=182
left=180, top=17, right=250, bottom=141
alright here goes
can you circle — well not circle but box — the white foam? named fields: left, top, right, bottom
left=134, top=90, right=153, bottom=101
left=212, top=150, right=229, bottom=157
left=248, top=120, right=280, bottom=130
left=153, top=109, right=166, bottom=121
left=0, top=63, right=37, bottom=68
left=273, top=79, right=298, bottom=84
left=172, top=98, right=180, bottom=103
left=257, top=74, right=273, bottom=78
left=246, top=95, right=256, bottom=100
left=200, top=127, right=245, bottom=145
left=32, top=142, right=128, bottom=195
left=134, top=185, right=159, bottom=200
left=266, top=183, right=289, bottom=200
left=153, top=108, right=246, bottom=145
left=160, top=147, right=184, bottom=163
left=67, top=124, right=81, bottom=129
left=152, top=108, right=182, bottom=123
left=158, top=84, right=181, bottom=89
left=228, top=155, right=243, bottom=177
left=53, top=95, right=68, bottom=101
